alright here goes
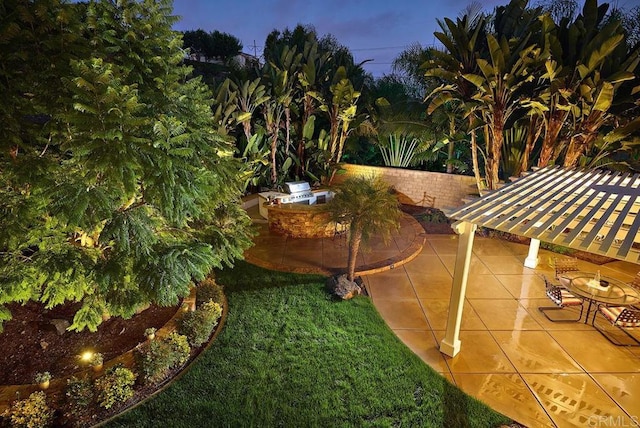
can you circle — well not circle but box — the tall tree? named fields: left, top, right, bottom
left=0, top=0, right=252, bottom=332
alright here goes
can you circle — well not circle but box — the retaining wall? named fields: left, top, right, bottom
left=334, top=164, right=477, bottom=210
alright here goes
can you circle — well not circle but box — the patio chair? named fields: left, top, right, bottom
left=538, top=275, right=584, bottom=322
left=554, top=257, right=579, bottom=280
left=592, top=305, right=640, bottom=346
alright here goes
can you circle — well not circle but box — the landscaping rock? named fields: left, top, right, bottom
left=50, top=319, right=70, bottom=335
left=326, top=274, right=361, bottom=300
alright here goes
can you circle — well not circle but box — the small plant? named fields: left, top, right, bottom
left=34, top=371, right=52, bottom=385
left=94, top=365, right=137, bottom=409
left=144, top=327, right=157, bottom=340
left=165, top=331, right=191, bottom=366
left=91, top=352, right=103, bottom=366
left=196, top=277, right=224, bottom=306
left=136, top=332, right=191, bottom=385
left=4, top=391, right=53, bottom=428
left=541, top=242, right=572, bottom=255
left=419, top=207, right=450, bottom=224
left=64, top=375, right=94, bottom=419
left=178, top=300, right=223, bottom=347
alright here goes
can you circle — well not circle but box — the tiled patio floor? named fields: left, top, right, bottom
left=246, top=211, right=640, bottom=427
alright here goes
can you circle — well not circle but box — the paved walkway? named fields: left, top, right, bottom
left=246, top=209, right=640, bottom=428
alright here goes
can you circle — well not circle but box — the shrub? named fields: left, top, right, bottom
left=64, top=376, right=94, bottom=419
left=196, top=277, right=224, bottom=306
left=4, top=391, right=52, bottom=428
left=137, top=332, right=191, bottom=385
left=94, top=366, right=137, bottom=409
left=34, top=372, right=51, bottom=384
left=419, top=208, right=449, bottom=224
left=165, top=331, right=191, bottom=366
left=178, top=300, right=223, bottom=347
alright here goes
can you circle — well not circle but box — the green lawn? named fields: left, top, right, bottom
left=109, top=262, right=511, bottom=427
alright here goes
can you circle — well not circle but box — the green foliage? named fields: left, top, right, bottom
left=540, top=242, right=573, bottom=255
left=182, top=29, right=242, bottom=60
left=3, top=391, right=52, bottom=428
left=136, top=332, right=191, bottom=385
left=178, top=300, right=223, bottom=347
left=34, top=372, right=51, bottom=384
left=325, top=175, right=402, bottom=280
left=379, top=134, right=420, bottom=167
left=419, top=0, right=640, bottom=185
left=196, top=277, right=225, bottom=306
left=419, top=208, right=451, bottom=224
left=0, top=0, right=252, bottom=332
left=94, top=366, right=137, bottom=410
left=64, top=376, right=94, bottom=419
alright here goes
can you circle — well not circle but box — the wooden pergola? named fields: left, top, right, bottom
left=439, top=166, right=640, bottom=357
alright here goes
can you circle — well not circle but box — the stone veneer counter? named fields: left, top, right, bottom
left=266, top=203, right=337, bottom=238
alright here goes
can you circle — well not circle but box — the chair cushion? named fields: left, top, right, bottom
left=600, top=306, right=640, bottom=327
left=546, top=287, right=582, bottom=307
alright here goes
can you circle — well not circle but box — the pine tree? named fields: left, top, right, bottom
left=0, top=0, right=252, bottom=332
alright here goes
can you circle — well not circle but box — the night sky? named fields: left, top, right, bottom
left=171, top=0, right=640, bottom=78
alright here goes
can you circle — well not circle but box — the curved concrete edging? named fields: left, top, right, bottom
left=94, top=293, right=229, bottom=427
left=245, top=214, right=426, bottom=277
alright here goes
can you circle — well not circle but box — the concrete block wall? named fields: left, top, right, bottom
left=334, top=164, right=477, bottom=210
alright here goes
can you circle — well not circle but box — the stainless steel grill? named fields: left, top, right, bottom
left=276, top=181, right=314, bottom=204
left=258, top=181, right=333, bottom=219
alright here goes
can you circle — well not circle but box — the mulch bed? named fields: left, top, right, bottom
left=0, top=301, right=177, bottom=385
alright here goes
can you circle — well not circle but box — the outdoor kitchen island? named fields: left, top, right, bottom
left=258, top=181, right=338, bottom=238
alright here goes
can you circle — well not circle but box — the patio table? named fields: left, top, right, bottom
left=558, top=271, right=640, bottom=324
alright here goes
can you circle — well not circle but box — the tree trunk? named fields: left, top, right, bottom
left=446, top=140, right=454, bottom=173
left=347, top=224, right=362, bottom=282
left=284, top=107, right=291, bottom=155
left=470, top=128, right=483, bottom=196
left=563, top=113, right=602, bottom=167
left=446, top=116, right=455, bottom=174
left=242, top=121, right=252, bottom=142
left=297, top=97, right=312, bottom=177
left=270, top=132, right=278, bottom=184
left=485, top=107, right=507, bottom=190
left=538, top=110, right=567, bottom=167
left=522, top=115, right=541, bottom=174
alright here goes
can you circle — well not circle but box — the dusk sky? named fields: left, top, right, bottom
left=171, top=0, right=640, bottom=78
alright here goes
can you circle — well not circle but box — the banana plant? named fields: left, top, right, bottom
left=525, top=0, right=638, bottom=167
left=463, top=35, right=542, bottom=189
left=235, top=78, right=269, bottom=141
left=238, top=129, right=270, bottom=190
left=211, top=78, right=238, bottom=136
left=313, top=66, right=361, bottom=184
left=424, top=13, right=487, bottom=192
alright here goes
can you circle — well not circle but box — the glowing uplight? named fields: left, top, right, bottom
left=80, top=351, right=94, bottom=362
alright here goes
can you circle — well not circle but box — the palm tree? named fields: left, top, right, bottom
left=325, top=176, right=402, bottom=282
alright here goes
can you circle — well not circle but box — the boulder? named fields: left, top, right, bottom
left=326, top=274, right=361, bottom=300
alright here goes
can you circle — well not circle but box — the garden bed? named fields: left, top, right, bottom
left=0, top=280, right=226, bottom=427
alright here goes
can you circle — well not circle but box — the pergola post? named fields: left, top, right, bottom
left=440, top=220, right=477, bottom=357
left=524, top=238, right=541, bottom=268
